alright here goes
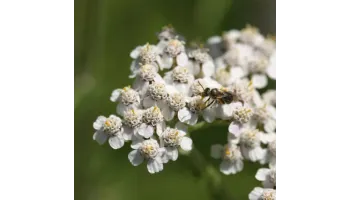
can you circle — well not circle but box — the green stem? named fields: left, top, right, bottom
left=187, top=121, right=234, bottom=200
left=189, top=148, right=234, bottom=200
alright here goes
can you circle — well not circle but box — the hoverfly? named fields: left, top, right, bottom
left=198, top=82, right=236, bottom=110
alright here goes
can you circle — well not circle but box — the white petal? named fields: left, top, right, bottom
left=203, top=108, right=216, bottom=123
left=192, top=62, right=201, bottom=76
left=178, top=107, right=192, bottom=122
left=93, top=116, right=106, bottom=130
left=267, top=52, right=276, bottom=79
left=108, top=135, right=124, bottom=149
left=259, top=149, right=269, bottom=165
left=116, top=103, right=128, bottom=116
left=93, top=131, right=108, bottom=145
left=175, top=122, right=188, bottom=133
left=248, top=187, right=264, bottom=200
left=219, top=160, right=235, bottom=175
left=130, top=136, right=144, bottom=149
left=122, top=126, right=133, bottom=141
left=177, top=130, right=186, bottom=137
left=156, top=121, right=166, bottom=136
left=180, top=137, right=193, bottom=151
left=165, top=147, right=179, bottom=161
left=235, top=159, right=244, bottom=172
left=255, top=168, right=270, bottom=181
left=137, top=123, right=154, bottom=138
left=252, top=89, right=263, bottom=107
left=143, top=96, right=156, bottom=108
left=128, top=150, right=144, bottom=166
left=154, top=73, right=165, bottom=83
left=130, top=46, right=141, bottom=59
left=217, top=103, right=235, bottom=120
left=248, top=147, right=264, bottom=162
left=162, top=105, right=175, bottom=121
left=176, top=52, right=188, bottom=66
left=264, top=119, right=276, bottom=133
left=210, top=144, right=223, bottom=159
left=147, top=157, right=164, bottom=174
left=263, top=180, right=275, bottom=188
left=260, top=132, right=276, bottom=144
left=202, top=61, right=215, bottom=77
left=269, top=158, right=276, bottom=168
left=207, top=36, right=222, bottom=44
left=157, top=55, right=173, bottom=70
left=267, top=105, right=276, bottom=119
left=230, top=67, right=245, bottom=81
left=228, top=122, right=241, bottom=137
left=252, top=74, right=268, bottom=89
left=161, top=153, right=170, bottom=163
left=110, top=89, right=121, bottom=102
left=187, top=113, right=198, bottom=125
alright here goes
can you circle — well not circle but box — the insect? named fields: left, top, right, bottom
left=198, top=82, right=235, bottom=110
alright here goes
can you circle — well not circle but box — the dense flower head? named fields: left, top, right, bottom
left=148, top=83, right=168, bottom=100
left=142, top=106, right=164, bottom=126
left=123, top=109, right=143, bottom=128
left=140, top=64, right=157, bottom=82
left=93, top=25, right=276, bottom=197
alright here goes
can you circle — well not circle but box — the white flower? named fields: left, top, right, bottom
left=158, top=39, right=188, bottom=69
left=249, top=187, right=276, bottom=200
left=220, top=43, right=254, bottom=71
left=221, top=47, right=240, bottom=67
left=262, top=90, right=276, bottom=107
left=187, top=48, right=215, bottom=77
left=110, top=86, right=141, bottom=116
left=123, top=108, right=152, bottom=140
left=93, top=115, right=132, bottom=149
left=123, top=109, right=143, bottom=129
left=129, top=44, right=161, bottom=78
left=159, top=123, right=192, bottom=162
left=248, top=52, right=269, bottom=89
left=222, top=29, right=241, bottom=49
left=214, top=66, right=244, bottom=87
left=230, top=79, right=254, bottom=103
left=239, top=25, right=264, bottom=47
left=266, top=51, right=276, bottom=80
left=251, top=91, right=276, bottom=133
left=157, top=25, right=176, bottom=42
left=137, top=106, right=165, bottom=138
left=260, top=139, right=276, bottom=167
left=255, top=167, right=276, bottom=188
left=230, top=128, right=264, bottom=162
left=211, top=143, right=244, bottom=175
left=228, top=103, right=253, bottom=136
left=128, top=138, right=165, bottom=174
left=166, top=91, right=187, bottom=113
left=164, top=66, right=194, bottom=95
left=129, top=43, right=159, bottom=64
left=178, top=95, right=216, bottom=125
left=257, top=36, right=276, bottom=57
left=132, top=64, right=165, bottom=98
left=142, top=82, right=176, bottom=121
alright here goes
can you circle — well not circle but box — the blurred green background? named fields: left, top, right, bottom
left=74, top=0, right=275, bottom=199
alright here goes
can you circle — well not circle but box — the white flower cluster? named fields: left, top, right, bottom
left=92, top=25, right=276, bottom=198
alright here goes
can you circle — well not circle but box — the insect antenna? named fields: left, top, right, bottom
left=198, top=81, right=205, bottom=91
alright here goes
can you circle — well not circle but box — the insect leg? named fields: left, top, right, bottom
left=203, top=99, right=216, bottom=109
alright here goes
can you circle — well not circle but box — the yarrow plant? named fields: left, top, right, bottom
left=93, top=25, right=276, bottom=199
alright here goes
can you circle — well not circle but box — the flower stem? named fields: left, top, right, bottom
left=189, top=147, right=234, bottom=200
